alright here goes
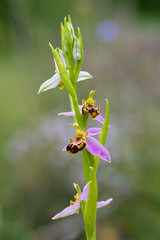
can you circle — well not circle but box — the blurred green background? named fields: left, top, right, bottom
left=0, top=0, right=160, bottom=239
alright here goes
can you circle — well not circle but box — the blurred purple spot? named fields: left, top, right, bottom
left=96, top=20, right=119, bottom=43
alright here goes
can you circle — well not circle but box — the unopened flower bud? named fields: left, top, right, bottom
left=63, top=17, right=75, bottom=56
left=73, top=37, right=81, bottom=61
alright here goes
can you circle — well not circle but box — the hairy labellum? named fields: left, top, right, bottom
left=66, top=138, right=87, bottom=154
left=82, top=105, right=100, bottom=119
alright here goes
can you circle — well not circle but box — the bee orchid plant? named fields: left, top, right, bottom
left=38, top=16, right=112, bottom=240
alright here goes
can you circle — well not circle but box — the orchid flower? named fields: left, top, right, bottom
left=58, top=105, right=105, bottom=124
left=63, top=127, right=111, bottom=163
left=38, top=49, right=92, bottom=94
left=52, top=182, right=112, bottom=220
left=58, top=91, right=105, bottom=124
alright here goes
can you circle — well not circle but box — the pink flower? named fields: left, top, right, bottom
left=58, top=105, right=105, bottom=124
left=38, top=49, right=92, bottom=94
left=52, top=182, right=112, bottom=220
left=63, top=127, right=111, bottom=163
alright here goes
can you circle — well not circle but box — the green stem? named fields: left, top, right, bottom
left=83, top=113, right=89, bottom=129
left=84, top=167, right=97, bottom=240
left=71, top=94, right=84, bottom=129
left=68, top=53, right=75, bottom=87
left=69, top=94, right=77, bottom=123
left=82, top=150, right=91, bottom=183
left=86, top=229, right=96, bottom=240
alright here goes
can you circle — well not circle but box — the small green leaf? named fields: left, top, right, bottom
left=73, top=37, right=81, bottom=61
left=78, top=27, right=83, bottom=61
left=73, top=28, right=83, bottom=83
left=99, top=99, right=109, bottom=145
left=94, top=99, right=110, bottom=171
left=49, top=43, right=76, bottom=98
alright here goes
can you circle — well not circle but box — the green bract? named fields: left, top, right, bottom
left=73, top=36, right=81, bottom=61
left=94, top=99, right=110, bottom=171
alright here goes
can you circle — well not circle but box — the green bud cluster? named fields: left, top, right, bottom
left=63, top=16, right=82, bottom=63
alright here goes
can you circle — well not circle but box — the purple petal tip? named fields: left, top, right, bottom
left=86, top=136, right=111, bottom=163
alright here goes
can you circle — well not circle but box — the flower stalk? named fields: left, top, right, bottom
left=84, top=167, right=97, bottom=240
left=38, top=16, right=112, bottom=240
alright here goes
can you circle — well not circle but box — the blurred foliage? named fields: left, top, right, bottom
left=0, top=0, right=160, bottom=240
left=1, top=0, right=160, bottom=52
